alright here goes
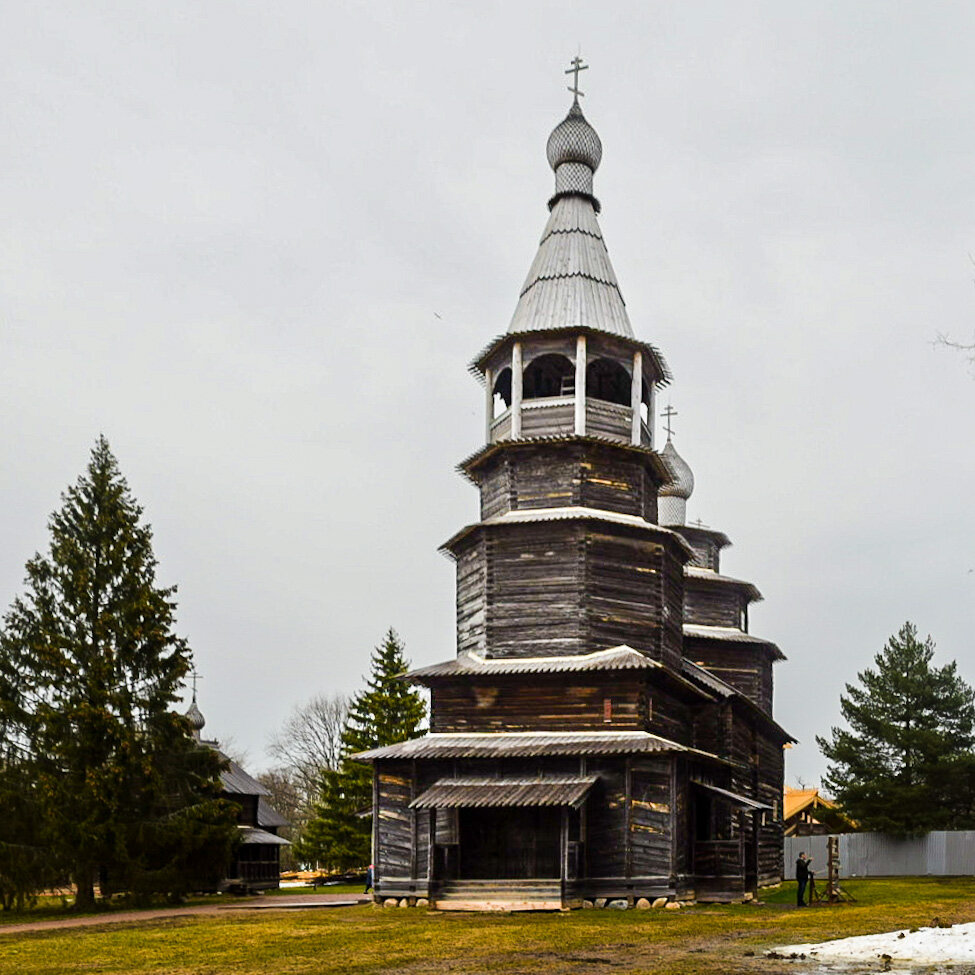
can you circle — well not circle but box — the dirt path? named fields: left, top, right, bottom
left=0, top=893, right=370, bottom=937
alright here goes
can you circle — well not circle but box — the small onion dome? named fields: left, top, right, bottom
left=185, top=698, right=206, bottom=733
left=546, top=99, right=603, bottom=173
left=659, top=439, right=695, bottom=500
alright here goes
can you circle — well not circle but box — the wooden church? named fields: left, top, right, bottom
left=358, top=64, right=792, bottom=910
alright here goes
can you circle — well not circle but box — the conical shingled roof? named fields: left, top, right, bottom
left=509, top=196, right=633, bottom=337
left=508, top=99, right=634, bottom=339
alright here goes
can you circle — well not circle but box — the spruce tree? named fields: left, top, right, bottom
left=817, top=621, right=975, bottom=836
left=296, top=629, right=425, bottom=870
left=0, top=437, right=236, bottom=908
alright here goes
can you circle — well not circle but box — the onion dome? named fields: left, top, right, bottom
left=546, top=99, right=602, bottom=210
left=185, top=696, right=206, bottom=738
left=659, top=439, right=695, bottom=500
left=658, top=438, right=695, bottom=527
left=547, top=100, right=603, bottom=172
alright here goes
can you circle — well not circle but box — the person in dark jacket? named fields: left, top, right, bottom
left=364, top=863, right=374, bottom=894
left=795, top=852, right=812, bottom=906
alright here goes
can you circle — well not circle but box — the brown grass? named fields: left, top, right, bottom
left=2, top=877, right=973, bottom=975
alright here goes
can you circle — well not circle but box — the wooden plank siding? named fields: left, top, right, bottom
left=483, top=522, right=588, bottom=658
left=685, top=640, right=774, bottom=713
left=430, top=675, right=648, bottom=734
left=471, top=443, right=665, bottom=522
left=683, top=582, right=744, bottom=629
left=454, top=535, right=487, bottom=657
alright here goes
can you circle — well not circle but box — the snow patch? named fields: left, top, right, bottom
left=769, top=921, right=975, bottom=965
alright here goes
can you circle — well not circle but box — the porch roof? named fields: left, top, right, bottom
left=692, top=780, right=773, bottom=812
left=411, top=775, right=598, bottom=810
left=238, top=826, right=291, bottom=846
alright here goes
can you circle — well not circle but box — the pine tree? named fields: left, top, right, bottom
left=296, top=629, right=425, bottom=870
left=0, top=437, right=236, bottom=908
left=817, top=621, right=975, bottom=836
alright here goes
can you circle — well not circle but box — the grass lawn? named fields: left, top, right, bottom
left=2, top=877, right=974, bottom=974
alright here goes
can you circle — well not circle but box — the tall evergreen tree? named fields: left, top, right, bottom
left=817, top=621, right=975, bottom=836
left=0, top=437, right=236, bottom=908
left=296, top=629, right=425, bottom=870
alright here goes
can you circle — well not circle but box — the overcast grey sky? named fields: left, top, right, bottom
left=3, top=2, right=974, bottom=788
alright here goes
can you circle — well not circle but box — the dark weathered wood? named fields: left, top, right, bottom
left=683, top=582, right=744, bottom=629
left=370, top=364, right=788, bottom=905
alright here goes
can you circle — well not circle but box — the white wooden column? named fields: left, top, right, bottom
left=574, top=334, right=587, bottom=436
left=630, top=349, right=643, bottom=445
left=484, top=366, right=494, bottom=443
left=511, top=342, right=523, bottom=439
left=647, top=380, right=655, bottom=448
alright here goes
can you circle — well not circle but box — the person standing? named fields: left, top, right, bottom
left=795, top=852, right=812, bottom=907
left=364, top=863, right=374, bottom=894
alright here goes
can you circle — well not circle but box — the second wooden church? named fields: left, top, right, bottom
left=358, top=69, right=792, bottom=910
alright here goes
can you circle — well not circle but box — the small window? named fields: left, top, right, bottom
left=603, top=697, right=612, bottom=723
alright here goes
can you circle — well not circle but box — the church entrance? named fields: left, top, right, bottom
left=458, top=807, right=561, bottom=879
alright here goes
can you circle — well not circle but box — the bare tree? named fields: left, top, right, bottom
left=267, top=693, right=349, bottom=799
left=935, top=256, right=975, bottom=368
left=937, top=331, right=975, bottom=368
left=256, top=768, right=302, bottom=870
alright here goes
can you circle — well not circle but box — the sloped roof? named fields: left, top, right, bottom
left=441, top=504, right=696, bottom=561
left=784, top=787, right=845, bottom=821
left=509, top=196, right=633, bottom=338
left=407, top=644, right=664, bottom=682
left=411, top=776, right=598, bottom=810
left=354, top=730, right=727, bottom=764
left=684, top=565, right=762, bottom=602
left=257, top=797, right=289, bottom=829
left=239, top=826, right=290, bottom=846
left=218, top=752, right=270, bottom=797
left=681, top=659, right=795, bottom=743
left=682, top=623, right=785, bottom=661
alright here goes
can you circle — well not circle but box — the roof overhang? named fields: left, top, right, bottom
left=682, top=624, right=785, bottom=661
left=469, top=326, right=671, bottom=387
left=410, top=775, right=598, bottom=810
left=408, top=645, right=714, bottom=702
left=441, top=504, right=696, bottom=562
left=238, top=826, right=291, bottom=846
left=692, top=781, right=773, bottom=812
left=457, top=435, right=673, bottom=488
left=353, top=730, right=729, bottom=766
left=684, top=566, right=763, bottom=603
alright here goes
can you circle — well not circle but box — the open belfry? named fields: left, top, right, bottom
left=358, top=61, right=792, bottom=910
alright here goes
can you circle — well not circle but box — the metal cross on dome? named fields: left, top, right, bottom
left=565, top=55, right=589, bottom=99
left=661, top=404, right=678, bottom=440
left=190, top=668, right=202, bottom=701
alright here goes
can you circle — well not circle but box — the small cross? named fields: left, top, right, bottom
left=190, top=669, right=202, bottom=702
left=565, top=55, right=589, bottom=100
left=691, top=517, right=710, bottom=529
left=661, top=404, right=678, bottom=440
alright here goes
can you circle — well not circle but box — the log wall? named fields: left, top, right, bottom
left=684, top=582, right=744, bottom=628
left=685, top=641, right=774, bottom=713
left=474, top=443, right=663, bottom=522
left=430, top=674, right=649, bottom=733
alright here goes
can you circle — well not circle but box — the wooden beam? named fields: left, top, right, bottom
left=630, top=350, right=642, bottom=445
left=484, top=366, right=494, bottom=443
left=574, top=334, right=587, bottom=435
left=624, top=757, right=633, bottom=879
left=511, top=342, right=523, bottom=438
